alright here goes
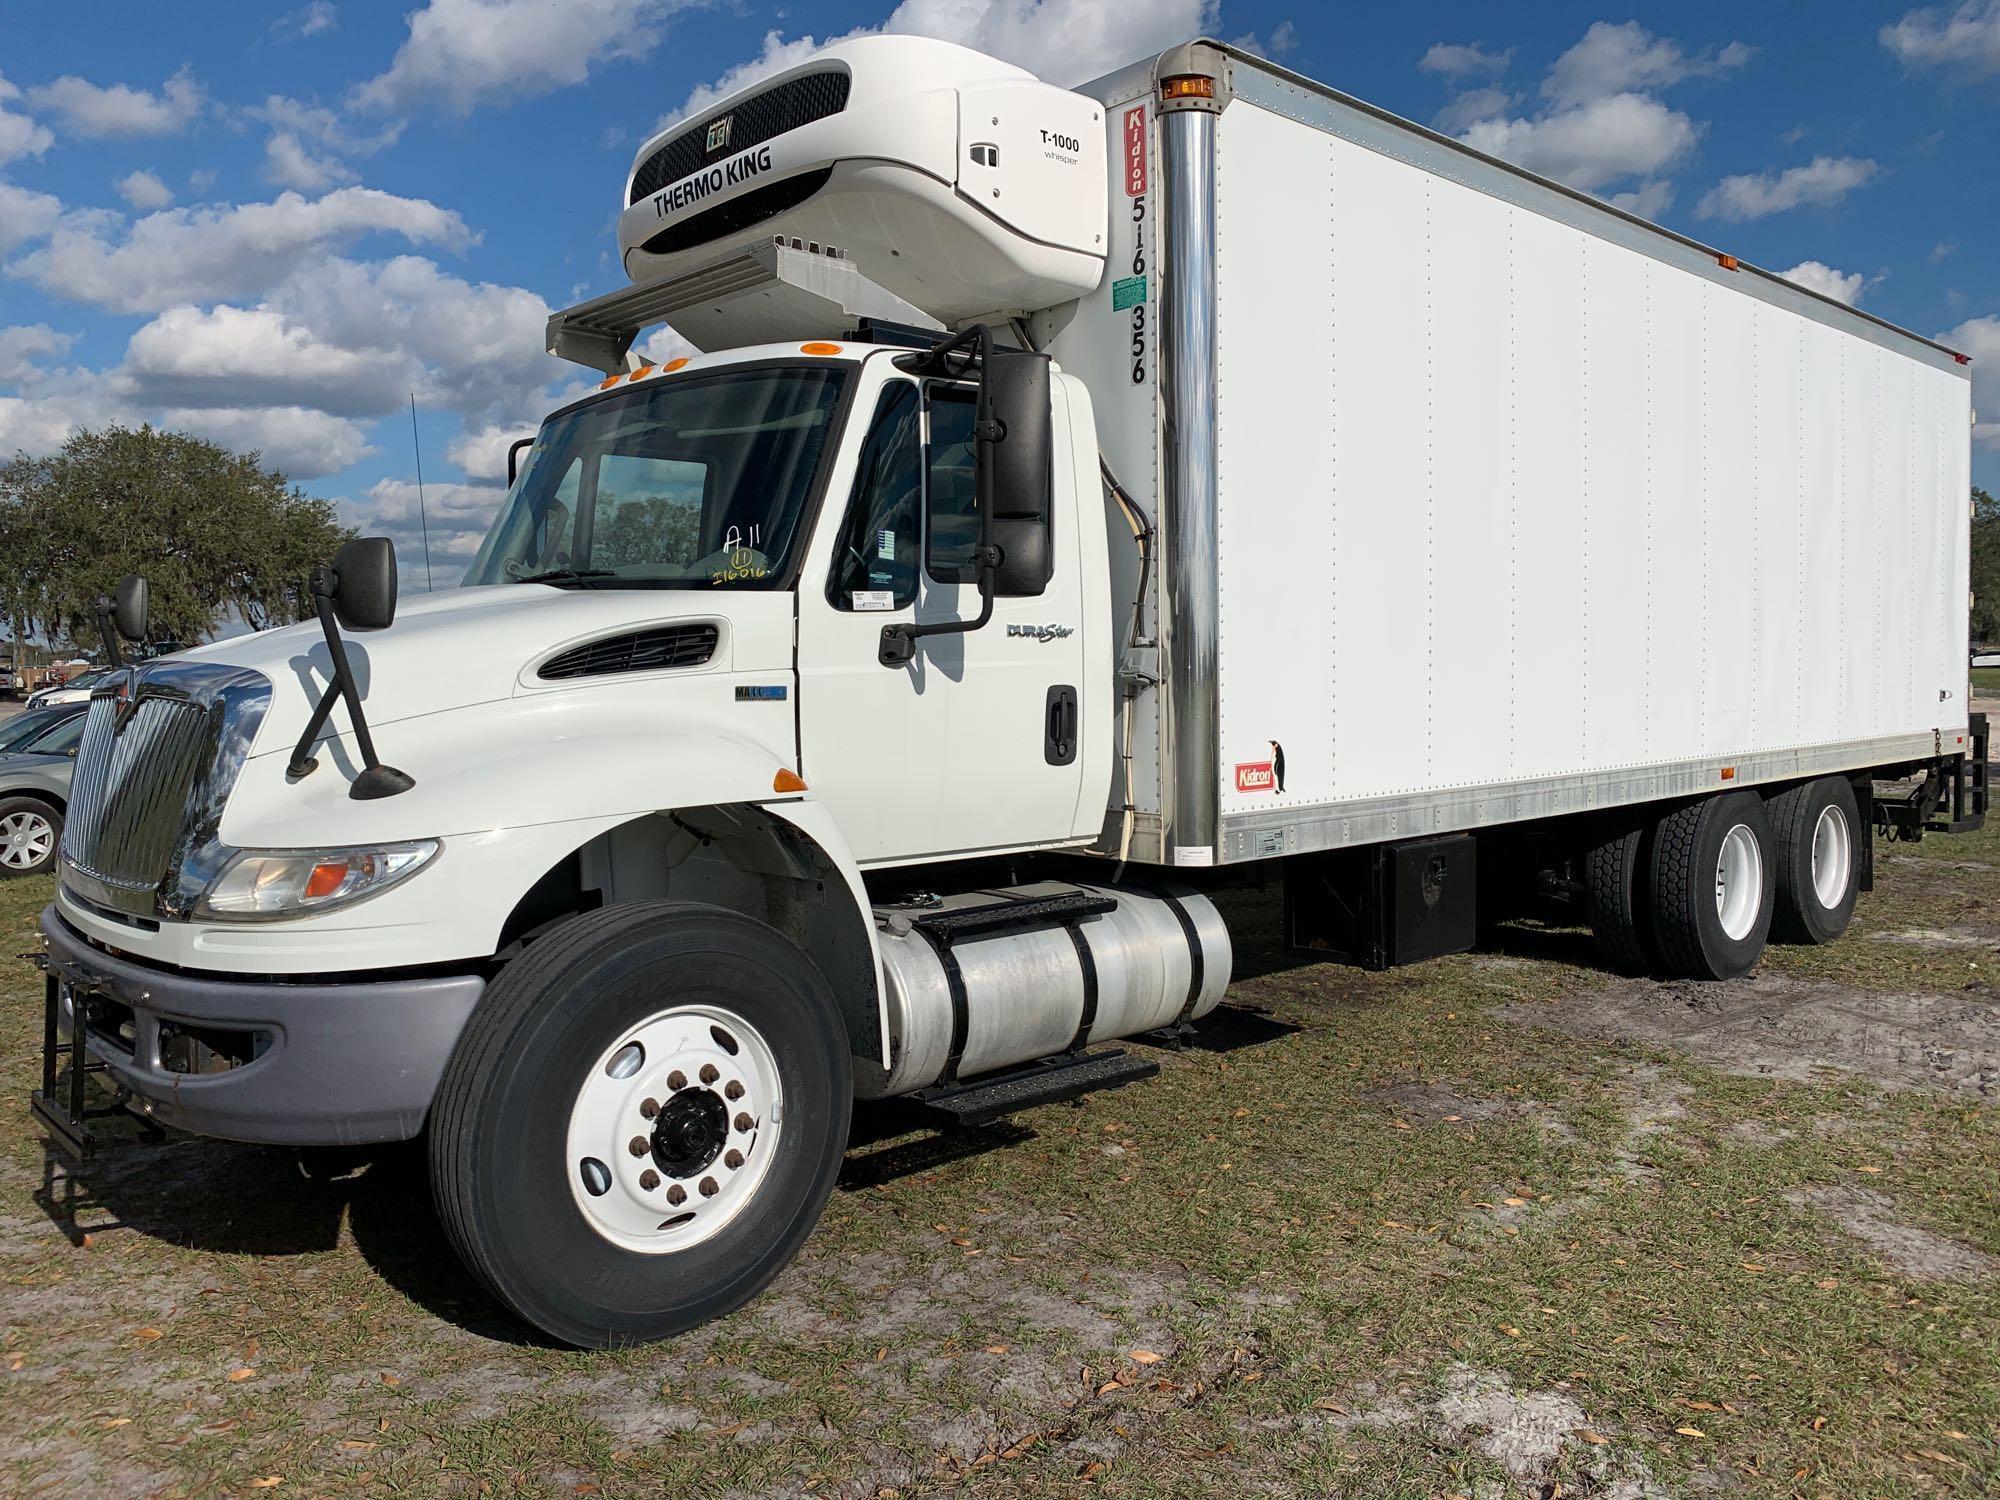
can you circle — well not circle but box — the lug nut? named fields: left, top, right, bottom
left=667, top=1069, right=687, bottom=1090
left=699, top=1063, right=719, bottom=1084
left=640, top=1097, right=660, bottom=1119
left=734, top=1112, right=753, bottom=1133
left=724, top=1079, right=744, bottom=1100
left=639, top=1169, right=660, bottom=1190
left=699, top=1177, right=719, bottom=1197
left=724, top=1149, right=744, bottom=1170
left=666, top=1184, right=686, bottom=1205
left=628, top=1136, right=648, bottom=1157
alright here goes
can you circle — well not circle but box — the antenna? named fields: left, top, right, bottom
left=409, top=392, right=435, bottom=592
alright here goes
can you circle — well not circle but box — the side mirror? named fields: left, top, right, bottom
left=329, top=537, right=398, bottom=631
left=507, top=436, right=534, bottom=487
left=982, top=348, right=1053, bottom=598
left=111, top=575, right=149, bottom=643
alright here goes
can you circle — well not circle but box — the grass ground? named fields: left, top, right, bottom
left=4, top=740, right=1999, bottom=1497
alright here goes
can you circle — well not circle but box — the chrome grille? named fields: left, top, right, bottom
left=59, top=662, right=272, bottom=918
left=63, top=694, right=217, bottom=895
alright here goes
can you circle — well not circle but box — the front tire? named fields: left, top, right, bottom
left=430, top=902, right=852, bottom=1348
left=1647, top=790, right=1775, bottom=980
left=1767, top=777, right=1861, bottom=944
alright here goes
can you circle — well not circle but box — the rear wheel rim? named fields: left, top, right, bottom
left=1809, top=804, right=1851, bottom=911
left=565, top=1004, right=784, bottom=1254
left=0, top=811, right=53, bottom=870
left=1714, top=823, right=1763, bottom=942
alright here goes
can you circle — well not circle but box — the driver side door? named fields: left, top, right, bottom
left=795, top=369, right=1088, bottom=866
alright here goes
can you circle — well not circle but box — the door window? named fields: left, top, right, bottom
left=924, top=388, right=982, bottom=583
left=826, top=384, right=921, bottom=611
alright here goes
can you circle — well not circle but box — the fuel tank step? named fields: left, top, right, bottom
left=909, top=1048, right=1160, bottom=1127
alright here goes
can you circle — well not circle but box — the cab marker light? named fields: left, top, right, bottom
left=799, top=342, right=843, bottom=356
left=630, top=363, right=655, bottom=380
left=662, top=357, right=689, bottom=372
left=597, top=373, right=624, bottom=390
left=773, top=768, right=808, bottom=793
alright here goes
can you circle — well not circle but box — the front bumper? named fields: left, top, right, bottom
left=39, top=908, right=484, bottom=1146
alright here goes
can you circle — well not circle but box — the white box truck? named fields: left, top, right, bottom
left=33, top=37, right=1986, bottom=1346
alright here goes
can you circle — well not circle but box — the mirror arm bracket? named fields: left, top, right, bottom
left=287, top=564, right=415, bottom=799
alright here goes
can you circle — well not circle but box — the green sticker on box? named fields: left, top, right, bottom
left=1111, top=275, right=1147, bottom=310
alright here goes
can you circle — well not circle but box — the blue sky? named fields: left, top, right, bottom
left=2, top=0, right=1996, bottom=593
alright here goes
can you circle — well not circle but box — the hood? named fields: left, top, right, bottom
left=174, top=583, right=782, bottom=759
left=0, top=750, right=73, bottom=776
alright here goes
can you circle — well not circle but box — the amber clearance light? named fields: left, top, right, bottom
left=1161, top=75, right=1215, bottom=100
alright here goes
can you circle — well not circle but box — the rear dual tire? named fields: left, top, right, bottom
left=1767, top=777, right=1861, bottom=945
left=1648, top=790, right=1775, bottom=980
left=429, top=902, right=851, bottom=1349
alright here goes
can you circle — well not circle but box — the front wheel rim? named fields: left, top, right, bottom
left=1714, top=823, right=1764, bottom=942
left=1809, top=804, right=1852, bottom=911
left=565, top=1004, right=784, bottom=1254
left=0, top=811, right=54, bottom=870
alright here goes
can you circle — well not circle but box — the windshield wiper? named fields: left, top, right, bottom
left=509, top=566, right=617, bottom=589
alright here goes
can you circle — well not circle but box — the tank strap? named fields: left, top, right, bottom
left=1061, top=922, right=1101, bottom=1055
left=906, top=924, right=973, bottom=1085
left=1156, top=890, right=1207, bottom=1024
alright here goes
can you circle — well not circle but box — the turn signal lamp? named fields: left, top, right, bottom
left=773, top=768, right=808, bottom=793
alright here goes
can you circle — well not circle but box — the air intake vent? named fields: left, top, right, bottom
left=540, top=624, right=720, bottom=681
left=630, top=71, right=852, bottom=206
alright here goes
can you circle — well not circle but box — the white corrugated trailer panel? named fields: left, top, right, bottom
left=1210, top=89, right=1972, bottom=836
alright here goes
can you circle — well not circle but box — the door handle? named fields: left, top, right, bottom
left=1045, top=685, right=1078, bottom=766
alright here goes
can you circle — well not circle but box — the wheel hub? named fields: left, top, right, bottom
left=652, top=1088, right=728, bottom=1178
left=564, top=1004, right=784, bottom=1255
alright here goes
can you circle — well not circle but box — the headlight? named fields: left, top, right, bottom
left=195, top=840, right=440, bottom=921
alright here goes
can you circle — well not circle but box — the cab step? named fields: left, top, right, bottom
left=910, top=1048, right=1160, bottom=1127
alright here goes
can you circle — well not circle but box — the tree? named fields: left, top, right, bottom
left=1974, top=486, right=2000, bottom=645
left=0, top=425, right=353, bottom=645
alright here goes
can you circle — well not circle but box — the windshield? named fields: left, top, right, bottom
left=0, top=710, right=76, bottom=753
left=464, top=364, right=851, bottom=589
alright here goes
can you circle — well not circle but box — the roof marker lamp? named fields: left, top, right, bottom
left=196, top=841, right=441, bottom=921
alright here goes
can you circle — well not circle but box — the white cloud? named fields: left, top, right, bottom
left=1882, top=0, right=2000, bottom=79
left=1778, top=260, right=1865, bottom=306
left=115, top=169, right=175, bottom=210
left=1608, top=179, right=1675, bottom=219
left=354, top=476, right=505, bottom=586
left=1434, top=85, right=1516, bottom=134
left=264, top=130, right=357, bottom=191
left=1940, top=315, right=1999, bottom=450
left=1420, top=42, right=1512, bottom=78
left=1694, top=155, right=1879, bottom=222
left=354, top=0, right=694, bottom=114
left=165, top=405, right=375, bottom=478
left=663, top=0, right=1216, bottom=127
left=0, top=324, right=75, bottom=382
left=273, top=1, right=339, bottom=40
left=1542, top=21, right=1752, bottom=105
left=8, top=187, right=474, bottom=313
left=1231, top=20, right=1297, bottom=62
left=0, top=180, right=62, bottom=254
left=27, top=66, right=205, bottom=137
left=121, top=304, right=417, bottom=416
left=448, top=422, right=537, bottom=480
left=0, top=74, right=54, bottom=165
left=1460, top=92, right=1701, bottom=193
left=189, top=168, right=218, bottom=195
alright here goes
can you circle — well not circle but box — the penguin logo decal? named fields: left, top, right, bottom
left=1234, top=741, right=1285, bottom=795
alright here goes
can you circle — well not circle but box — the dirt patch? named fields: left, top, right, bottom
left=1362, top=1080, right=1506, bottom=1125
left=1432, top=1364, right=1588, bottom=1480
left=1870, top=927, right=2000, bottom=951
left=1785, top=1186, right=1997, bottom=1283
left=1508, top=973, right=2000, bottom=1097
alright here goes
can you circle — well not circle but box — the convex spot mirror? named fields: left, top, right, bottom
left=981, top=348, right=1053, bottom=598
left=330, top=537, right=398, bottom=631
left=111, top=574, right=149, bottom=643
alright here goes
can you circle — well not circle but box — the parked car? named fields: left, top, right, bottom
left=23, top=668, right=112, bottom=711
left=0, top=709, right=82, bottom=876
left=0, top=704, right=87, bottom=756
left=0, top=666, right=16, bottom=694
